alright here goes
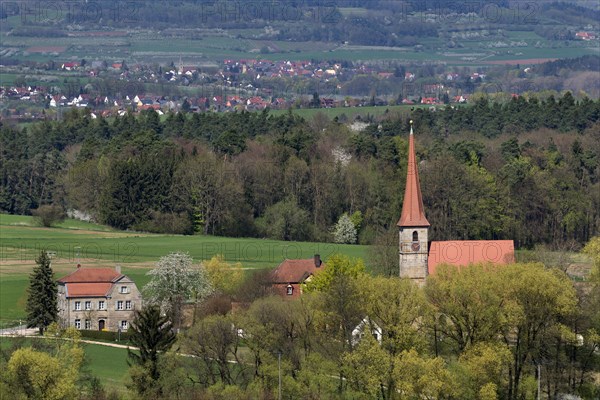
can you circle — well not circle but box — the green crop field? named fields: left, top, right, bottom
left=0, top=214, right=365, bottom=266
left=0, top=214, right=369, bottom=324
left=3, top=27, right=597, bottom=65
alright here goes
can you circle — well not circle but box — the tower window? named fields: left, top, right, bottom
left=411, top=231, right=420, bottom=251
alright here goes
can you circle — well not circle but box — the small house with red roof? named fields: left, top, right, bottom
left=575, top=32, right=596, bottom=41
left=398, top=122, right=515, bottom=284
left=270, top=255, right=324, bottom=297
left=57, top=266, right=141, bottom=332
left=61, top=62, right=80, bottom=71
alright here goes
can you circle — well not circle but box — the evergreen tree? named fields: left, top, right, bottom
left=127, top=305, right=176, bottom=396
left=25, top=250, right=58, bottom=335
left=311, top=92, right=321, bottom=108
left=181, top=98, right=191, bottom=113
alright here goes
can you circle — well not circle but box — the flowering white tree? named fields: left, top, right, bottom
left=144, top=252, right=213, bottom=329
left=333, top=214, right=358, bottom=244
left=332, top=146, right=352, bottom=167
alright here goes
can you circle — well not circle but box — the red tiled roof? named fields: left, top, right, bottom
left=398, top=125, right=430, bottom=227
left=58, top=268, right=123, bottom=283
left=271, top=258, right=324, bottom=284
left=428, top=240, right=515, bottom=275
left=65, top=282, right=113, bottom=297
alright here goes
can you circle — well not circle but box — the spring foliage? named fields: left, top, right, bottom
left=333, top=213, right=358, bottom=244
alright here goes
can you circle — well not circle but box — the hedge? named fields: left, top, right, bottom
left=80, top=329, right=132, bottom=342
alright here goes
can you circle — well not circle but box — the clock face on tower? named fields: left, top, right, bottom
left=411, top=242, right=420, bottom=252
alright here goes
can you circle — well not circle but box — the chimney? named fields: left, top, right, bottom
left=314, top=254, right=321, bottom=268
left=115, top=265, right=121, bottom=274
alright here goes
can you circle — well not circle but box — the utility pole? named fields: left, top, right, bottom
left=278, top=351, right=282, bottom=400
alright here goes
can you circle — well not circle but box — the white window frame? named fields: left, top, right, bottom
left=120, top=320, right=128, bottom=330
left=120, top=286, right=128, bottom=294
left=125, top=300, right=132, bottom=310
left=74, top=319, right=81, bottom=329
left=117, top=301, right=124, bottom=310
left=75, top=301, right=81, bottom=310
left=98, top=300, right=105, bottom=310
left=85, top=319, right=91, bottom=330
left=85, top=301, right=91, bottom=310
left=286, top=284, right=293, bottom=295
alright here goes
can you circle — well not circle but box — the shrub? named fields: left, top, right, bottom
left=79, top=329, right=131, bottom=342
left=133, top=211, right=193, bottom=235
left=31, top=205, right=66, bottom=227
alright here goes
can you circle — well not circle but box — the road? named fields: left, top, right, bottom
left=0, top=325, right=38, bottom=336
left=0, top=326, right=136, bottom=349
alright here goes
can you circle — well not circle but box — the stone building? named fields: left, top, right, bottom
left=398, top=122, right=515, bottom=284
left=57, top=266, right=142, bottom=332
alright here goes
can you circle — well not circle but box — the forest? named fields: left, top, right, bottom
left=1, top=92, right=599, bottom=250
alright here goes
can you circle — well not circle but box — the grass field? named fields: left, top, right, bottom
left=0, top=213, right=369, bottom=324
left=3, top=20, right=597, bottom=66
left=83, top=342, right=130, bottom=391
left=269, top=104, right=415, bottom=119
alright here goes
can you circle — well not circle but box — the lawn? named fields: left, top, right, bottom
left=83, top=342, right=131, bottom=391
left=0, top=213, right=370, bottom=322
left=0, top=275, right=29, bottom=327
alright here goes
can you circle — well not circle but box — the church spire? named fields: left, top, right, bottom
left=397, top=121, right=430, bottom=227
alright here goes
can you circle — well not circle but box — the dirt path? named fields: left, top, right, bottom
left=0, top=330, right=138, bottom=350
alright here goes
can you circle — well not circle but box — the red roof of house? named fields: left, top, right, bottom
left=58, top=267, right=123, bottom=283
left=271, top=258, right=324, bottom=284
left=58, top=267, right=124, bottom=298
left=65, top=282, right=113, bottom=297
left=427, top=240, right=515, bottom=275
left=398, top=125, right=430, bottom=227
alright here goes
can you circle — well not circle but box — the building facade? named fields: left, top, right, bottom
left=398, top=122, right=514, bottom=283
left=57, top=266, right=142, bottom=332
left=397, top=123, right=431, bottom=283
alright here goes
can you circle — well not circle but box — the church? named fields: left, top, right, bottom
left=398, top=122, right=515, bottom=283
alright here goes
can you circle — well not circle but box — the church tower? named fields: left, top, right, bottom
left=398, top=121, right=430, bottom=282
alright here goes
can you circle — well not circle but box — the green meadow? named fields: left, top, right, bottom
left=0, top=214, right=369, bottom=324
left=268, top=104, right=452, bottom=120
left=82, top=342, right=131, bottom=392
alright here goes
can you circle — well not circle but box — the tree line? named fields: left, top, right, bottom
left=0, top=92, right=598, bottom=248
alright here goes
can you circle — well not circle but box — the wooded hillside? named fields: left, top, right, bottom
left=1, top=92, right=598, bottom=248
